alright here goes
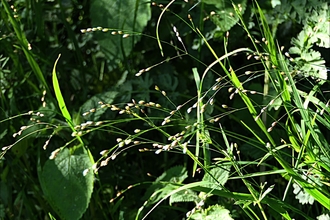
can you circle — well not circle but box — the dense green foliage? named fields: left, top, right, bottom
left=0, top=0, right=329, bottom=219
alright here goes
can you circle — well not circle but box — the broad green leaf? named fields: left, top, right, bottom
left=155, top=166, right=188, bottom=183
left=143, top=166, right=188, bottom=205
left=205, top=0, right=247, bottom=32
left=202, top=165, right=231, bottom=190
left=11, top=137, right=29, bottom=158
left=189, top=205, right=233, bottom=220
left=40, top=146, right=94, bottom=220
left=90, top=0, right=151, bottom=70
left=169, top=189, right=198, bottom=205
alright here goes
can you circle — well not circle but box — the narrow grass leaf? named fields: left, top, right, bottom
left=52, top=54, right=73, bottom=128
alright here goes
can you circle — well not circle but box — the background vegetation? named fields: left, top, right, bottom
left=0, top=0, right=329, bottom=219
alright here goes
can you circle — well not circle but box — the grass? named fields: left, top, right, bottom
left=1, top=0, right=329, bottom=219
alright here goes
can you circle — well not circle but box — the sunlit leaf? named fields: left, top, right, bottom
left=189, top=204, right=234, bottom=220
left=40, top=146, right=94, bottom=220
left=169, top=189, right=198, bottom=205
left=202, top=165, right=231, bottom=190
left=204, top=0, right=247, bottom=32
left=143, top=166, right=188, bottom=205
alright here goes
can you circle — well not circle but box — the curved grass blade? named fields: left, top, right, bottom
left=52, top=54, right=74, bottom=129
left=156, top=0, right=175, bottom=56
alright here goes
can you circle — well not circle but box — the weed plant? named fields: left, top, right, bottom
left=0, top=0, right=329, bottom=219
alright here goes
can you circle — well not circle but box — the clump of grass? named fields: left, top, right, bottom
left=2, top=0, right=329, bottom=219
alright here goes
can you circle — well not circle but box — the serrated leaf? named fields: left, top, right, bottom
left=202, top=165, right=231, bottom=190
left=90, top=0, right=151, bottom=70
left=314, top=32, right=330, bottom=48
left=189, top=205, right=233, bottom=220
left=298, top=50, right=327, bottom=80
left=40, top=146, right=94, bottom=220
left=289, top=12, right=328, bottom=81
left=169, top=189, right=198, bottom=205
left=292, top=171, right=324, bottom=206
left=155, top=165, right=188, bottom=183
left=309, top=4, right=330, bottom=48
left=290, top=30, right=311, bottom=52
left=293, top=182, right=315, bottom=205
left=289, top=46, right=301, bottom=55
left=317, top=213, right=330, bottom=220
left=206, top=0, right=247, bottom=32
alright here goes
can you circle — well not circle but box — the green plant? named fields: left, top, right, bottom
left=1, top=0, right=329, bottom=219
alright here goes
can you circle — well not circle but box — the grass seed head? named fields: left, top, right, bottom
left=100, top=150, right=108, bottom=156
left=176, top=105, right=182, bottom=110
left=229, top=93, right=235, bottom=100
left=49, top=149, right=61, bottom=160
left=43, top=139, right=50, bottom=150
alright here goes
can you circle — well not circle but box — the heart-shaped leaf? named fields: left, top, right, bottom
left=39, top=146, right=94, bottom=220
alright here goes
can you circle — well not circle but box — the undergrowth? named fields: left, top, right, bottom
left=0, top=0, right=329, bottom=219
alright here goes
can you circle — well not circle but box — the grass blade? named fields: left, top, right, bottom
left=52, top=54, right=74, bottom=130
